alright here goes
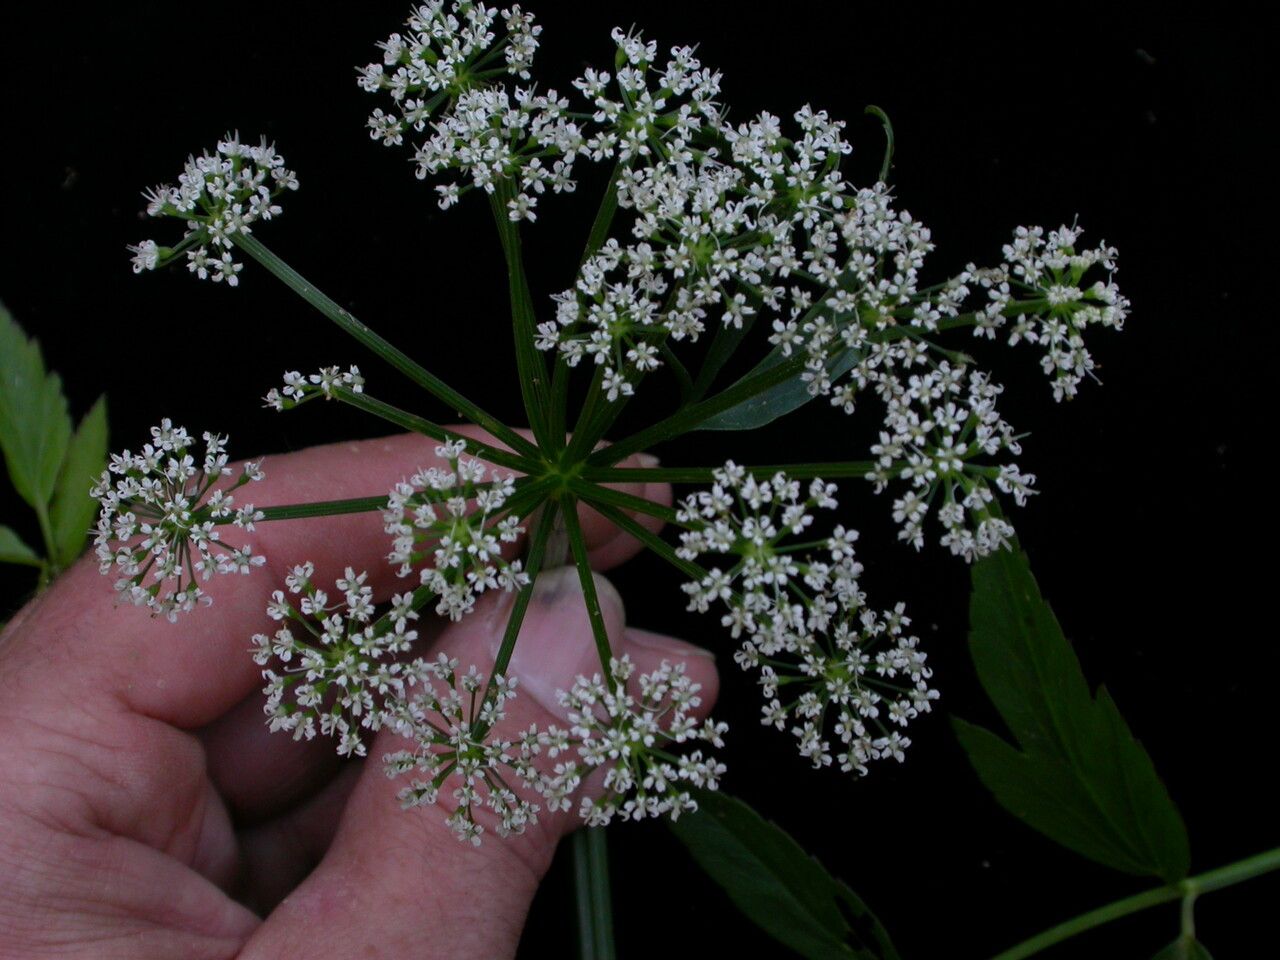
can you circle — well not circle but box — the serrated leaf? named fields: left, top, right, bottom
left=958, top=547, right=1190, bottom=883
left=668, top=790, right=900, bottom=960
left=953, top=719, right=1152, bottom=876
left=50, top=395, right=107, bottom=569
left=1153, top=936, right=1214, bottom=960
left=0, top=302, right=73, bottom=513
left=0, top=525, right=41, bottom=567
left=697, top=343, right=860, bottom=432
left=967, top=544, right=1095, bottom=757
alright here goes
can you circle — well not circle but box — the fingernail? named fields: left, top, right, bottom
left=488, top=566, right=626, bottom=717
left=635, top=453, right=661, bottom=468
left=627, top=628, right=716, bottom=662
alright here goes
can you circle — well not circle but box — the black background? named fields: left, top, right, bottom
left=0, top=4, right=1266, bottom=958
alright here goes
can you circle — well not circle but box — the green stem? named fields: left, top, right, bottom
left=690, top=316, right=754, bottom=400
left=581, top=498, right=703, bottom=580
left=659, top=340, right=696, bottom=401
left=1179, top=888, right=1197, bottom=940
left=581, top=159, right=624, bottom=265
left=568, top=478, right=680, bottom=525
left=249, top=481, right=550, bottom=526
left=501, top=477, right=560, bottom=520
left=585, top=306, right=985, bottom=469
left=333, top=388, right=532, bottom=473
left=560, top=497, right=615, bottom=680
left=573, top=828, right=616, bottom=960
left=253, top=496, right=388, bottom=522
left=33, top=502, right=57, bottom=572
left=549, top=161, right=626, bottom=446
left=864, top=105, right=895, bottom=182
left=232, top=233, right=539, bottom=461
left=574, top=383, right=631, bottom=465
left=990, top=846, right=1280, bottom=960
left=1194, top=845, right=1280, bottom=893
left=563, top=367, right=608, bottom=464
left=586, top=353, right=807, bottom=467
left=489, top=500, right=558, bottom=680
left=489, top=182, right=554, bottom=452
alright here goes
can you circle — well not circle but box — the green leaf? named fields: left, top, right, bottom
left=0, top=525, right=41, bottom=567
left=0, top=302, right=73, bottom=514
left=50, top=395, right=107, bottom=569
left=668, top=790, right=900, bottom=960
left=953, top=719, right=1154, bottom=876
left=697, top=343, right=860, bottom=432
left=1153, top=936, right=1214, bottom=960
left=958, top=547, right=1191, bottom=883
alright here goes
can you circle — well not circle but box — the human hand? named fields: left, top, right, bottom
left=0, top=430, right=717, bottom=959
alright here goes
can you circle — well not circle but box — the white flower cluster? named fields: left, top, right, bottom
left=91, top=421, right=265, bottom=621
left=975, top=224, right=1130, bottom=401
left=383, top=439, right=529, bottom=620
left=129, top=133, right=298, bottom=286
left=535, top=35, right=961, bottom=405
left=678, top=463, right=937, bottom=775
left=348, top=9, right=1129, bottom=557
left=358, top=3, right=580, bottom=219
left=255, top=563, right=420, bottom=758
left=264, top=365, right=366, bottom=411
left=537, top=655, right=727, bottom=826
left=383, top=655, right=539, bottom=844
left=414, top=86, right=581, bottom=219
left=572, top=28, right=725, bottom=163
left=249, top=578, right=730, bottom=842
left=520, top=23, right=1127, bottom=549
left=866, top=363, right=1036, bottom=560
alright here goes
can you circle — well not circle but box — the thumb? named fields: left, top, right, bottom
left=241, top=567, right=719, bottom=960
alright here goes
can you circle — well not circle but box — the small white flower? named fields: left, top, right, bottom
left=264, top=365, right=364, bottom=411
left=358, top=4, right=569, bottom=216
left=129, top=133, right=298, bottom=284
left=677, top=464, right=937, bottom=774
left=382, top=439, right=529, bottom=621
left=864, top=365, right=1031, bottom=560
left=383, top=660, right=539, bottom=844
left=254, top=566, right=418, bottom=756
left=533, top=655, right=727, bottom=826
left=977, top=224, right=1129, bottom=402
left=92, top=421, right=265, bottom=621
left=127, top=239, right=159, bottom=274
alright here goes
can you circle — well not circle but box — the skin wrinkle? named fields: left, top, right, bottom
left=66, top=835, right=257, bottom=951
left=0, top=827, right=244, bottom=958
left=3, top=718, right=235, bottom=899
left=0, top=714, right=120, bottom=838
left=189, top=777, right=243, bottom=890
left=0, top=627, right=238, bottom=881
